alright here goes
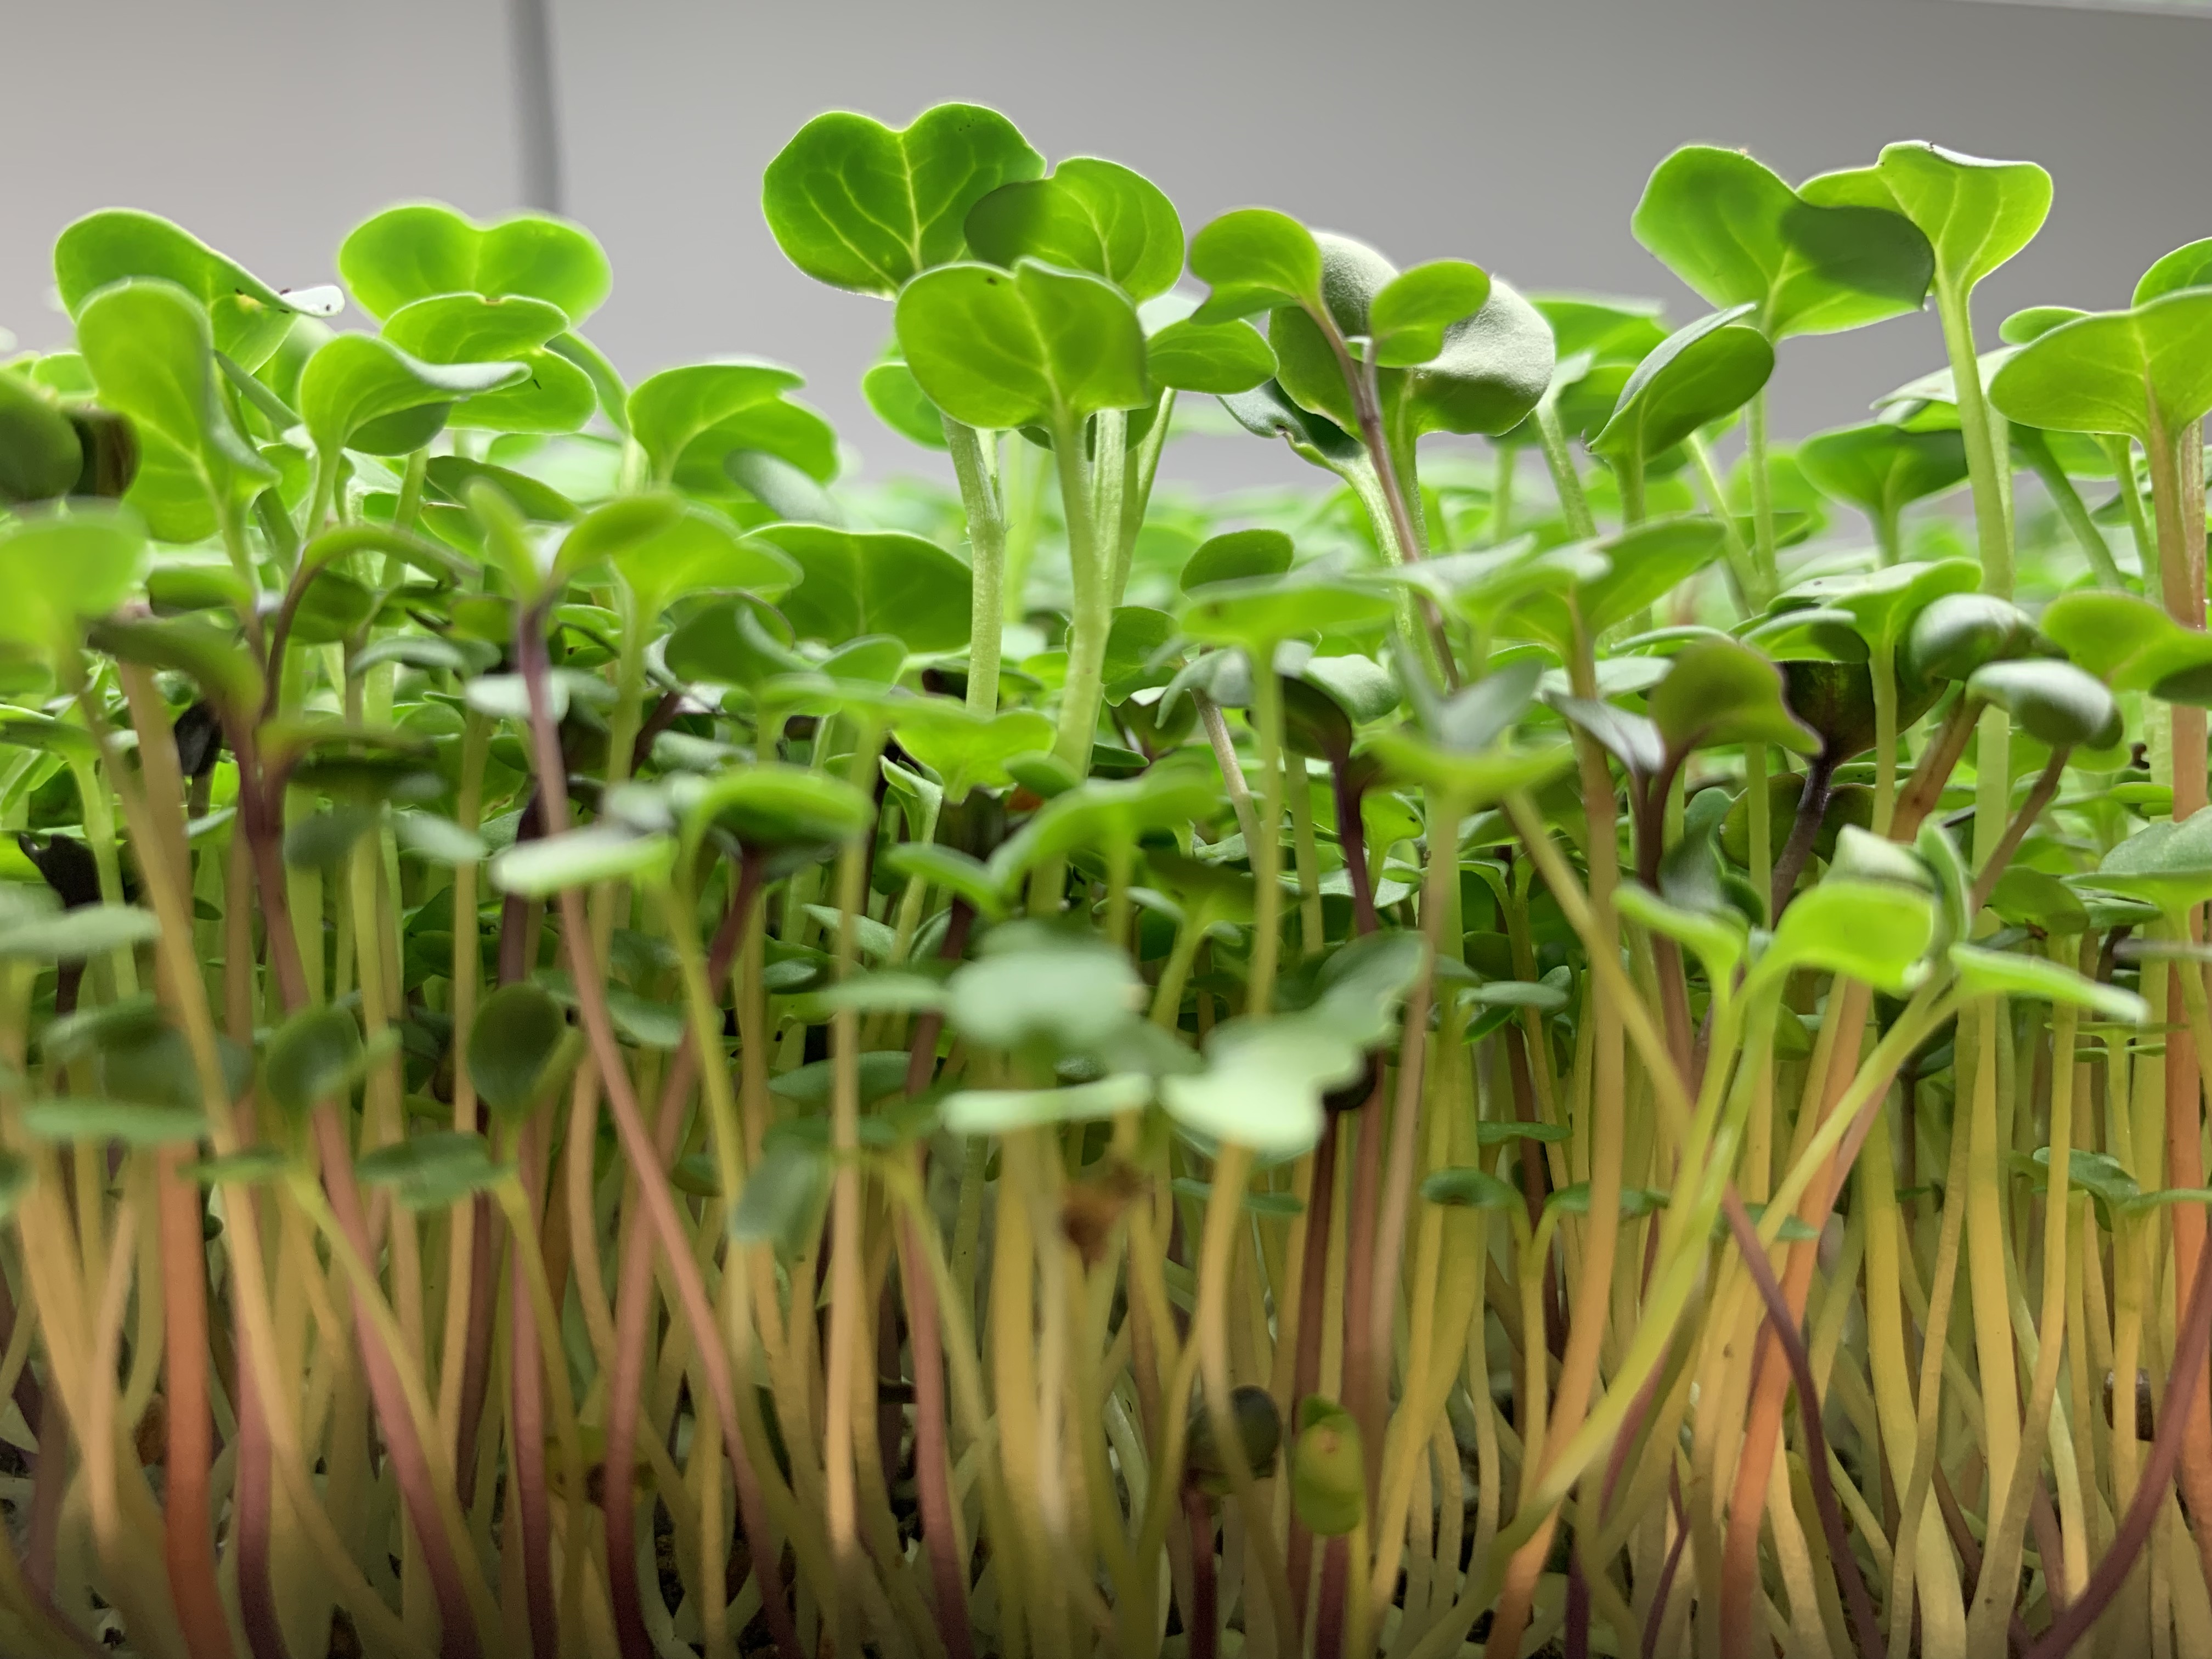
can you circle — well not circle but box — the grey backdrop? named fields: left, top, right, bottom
left=8, top=0, right=2210, bottom=493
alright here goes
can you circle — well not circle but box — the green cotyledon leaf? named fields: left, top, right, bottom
left=1633, top=145, right=1933, bottom=340
left=965, top=157, right=1183, bottom=302
left=338, top=202, right=611, bottom=324
left=764, top=103, right=1043, bottom=296
left=894, top=259, right=1151, bottom=433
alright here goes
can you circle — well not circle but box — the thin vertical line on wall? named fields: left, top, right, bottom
left=508, top=0, right=565, bottom=212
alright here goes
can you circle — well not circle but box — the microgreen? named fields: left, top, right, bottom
left=0, top=103, right=2202, bottom=1659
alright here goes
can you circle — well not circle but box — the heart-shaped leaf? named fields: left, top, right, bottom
left=0, top=506, right=148, bottom=651
left=2072, top=810, right=2212, bottom=918
left=264, top=1005, right=364, bottom=1120
left=1649, top=638, right=1819, bottom=757
left=881, top=843, right=1008, bottom=921
left=891, top=702, right=1055, bottom=802
left=670, top=764, right=873, bottom=857
left=1757, top=878, right=1935, bottom=994
left=942, top=1074, right=1152, bottom=1134
left=2040, top=590, right=2212, bottom=701
left=55, top=209, right=302, bottom=370
left=2137, top=239, right=2212, bottom=306
left=763, top=104, right=1043, bottom=297
left=1368, top=259, right=1492, bottom=368
left=1531, top=295, right=1671, bottom=364
left=490, top=827, right=676, bottom=898
left=965, top=157, right=1183, bottom=301
left=1187, top=209, right=1326, bottom=324
left=1182, top=529, right=1294, bottom=591
left=380, top=292, right=595, bottom=435
left=1271, top=235, right=1554, bottom=439
left=1797, top=422, right=1970, bottom=523
left=76, top=279, right=276, bottom=509
left=752, top=523, right=971, bottom=653
left=561, top=494, right=797, bottom=610
left=466, top=982, right=574, bottom=1119
left=298, top=334, right=526, bottom=459
left=1590, top=304, right=1774, bottom=468
left=1421, top=1167, right=1524, bottom=1210
left=1781, top=559, right=1982, bottom=658
left=947, top=924, right=1142, bottom=1053
left=1509, top=517, right=1727, bottom=651
left=1181, top=571, right=1395, bottom=651
left=1145, top=318, right=1278, bottom=394
left=991, top=766, right=1224, bottom=879
left=1633, top=146, right=1934, bottom=340
left=338, top=202, right=611, bottom=324
left=1949, top=944, right=2147, bottom=1022
left=1988, top=291, right=2212, bottom=442
left=0, top=902, right=160, bottom=962
left=1803, top=144, right=2050, bottom=296
left=20, top=1099, right=206, bottom=1148
left=1161, top=1011, right=1364, bottom=1156
left=627, top=361, right=819, bottom=483
left=861, top=356, right=950, bottom=448
left=1616, top=881, right=1751, bottom=985
left=895, top=259, right=1150, bottom=432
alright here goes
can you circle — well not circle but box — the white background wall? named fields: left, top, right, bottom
left=8, top=0, right=2211, bottom=490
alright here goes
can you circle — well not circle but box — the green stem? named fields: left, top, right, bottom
left=2024, top=438, right=2126, bottom=590
left=1051, top=418, right=1110, bottom=771
left=1247, top=664, right=1287, bottom=1017
left=304, top=448, right=340, bottom=540
left=943, top=417, right=1007, bottom=715
left=1875, top=499, right=1903, bottom=569
left=1744, top=390, right=1780, bottom=601
left=1871, top=637, right=1899, bottom=837
left=1090, top=405, right=1130, bottom=599
left=1618, top=449, right=1646, bottom=530
left=1002, top=437, right=1048, bottom=627
left=2105, top=435, right=2156, bottom=583
left=1111, top=391, right=1175, bottom=604
left=1686, top=431, right=1766, bottom=610
left=1534, top=397, right=1597, bottom=543
left=1492, top=442, right=1516, bottom=541
left=394, top=448, right=429, bottom=534
left=1746, top=743, right=1771, bottom=916
left=823, top=718, right=889, bottom=1609
left=1934, top=279, right=2013, bottom=598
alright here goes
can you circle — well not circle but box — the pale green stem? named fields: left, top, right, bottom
left=822, top=718, right=888, bottom=1637
left=1002, top=438, right=1048, bottom=627
left=1934, top=278, right=2013, bottom=598
left=1871, top=637, right=1899, bottom=837
left=1110, top=391, right=1175, bottom=604
left=1617, top=448, right=1646, bottom=530
left=1287, top=763, right=1324, bottom=958
left=1744, top=389, right=1781, bottom=601
left=1875, top=500, right=1903, bottom=569
left=2025, top=439, right=2126, bottom=590
left=1533, top=397, right=1597, bottom=543
left=2105, top=435, right=2156, bottom=583
left=67, top=754, right=138, bottom=1000
left=1686, top=431, right=1767, bottom=610
left=943, top=417, right=1007, bottom=715
left=1192, top=690, right=1261, bottom=854
left=1051, top=419, right=1111, bottom=771
left=1247, top=664, right=1287, bottom=1017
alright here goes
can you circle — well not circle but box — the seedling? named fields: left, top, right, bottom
left=0, top=104, right=2202, bottom=1659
